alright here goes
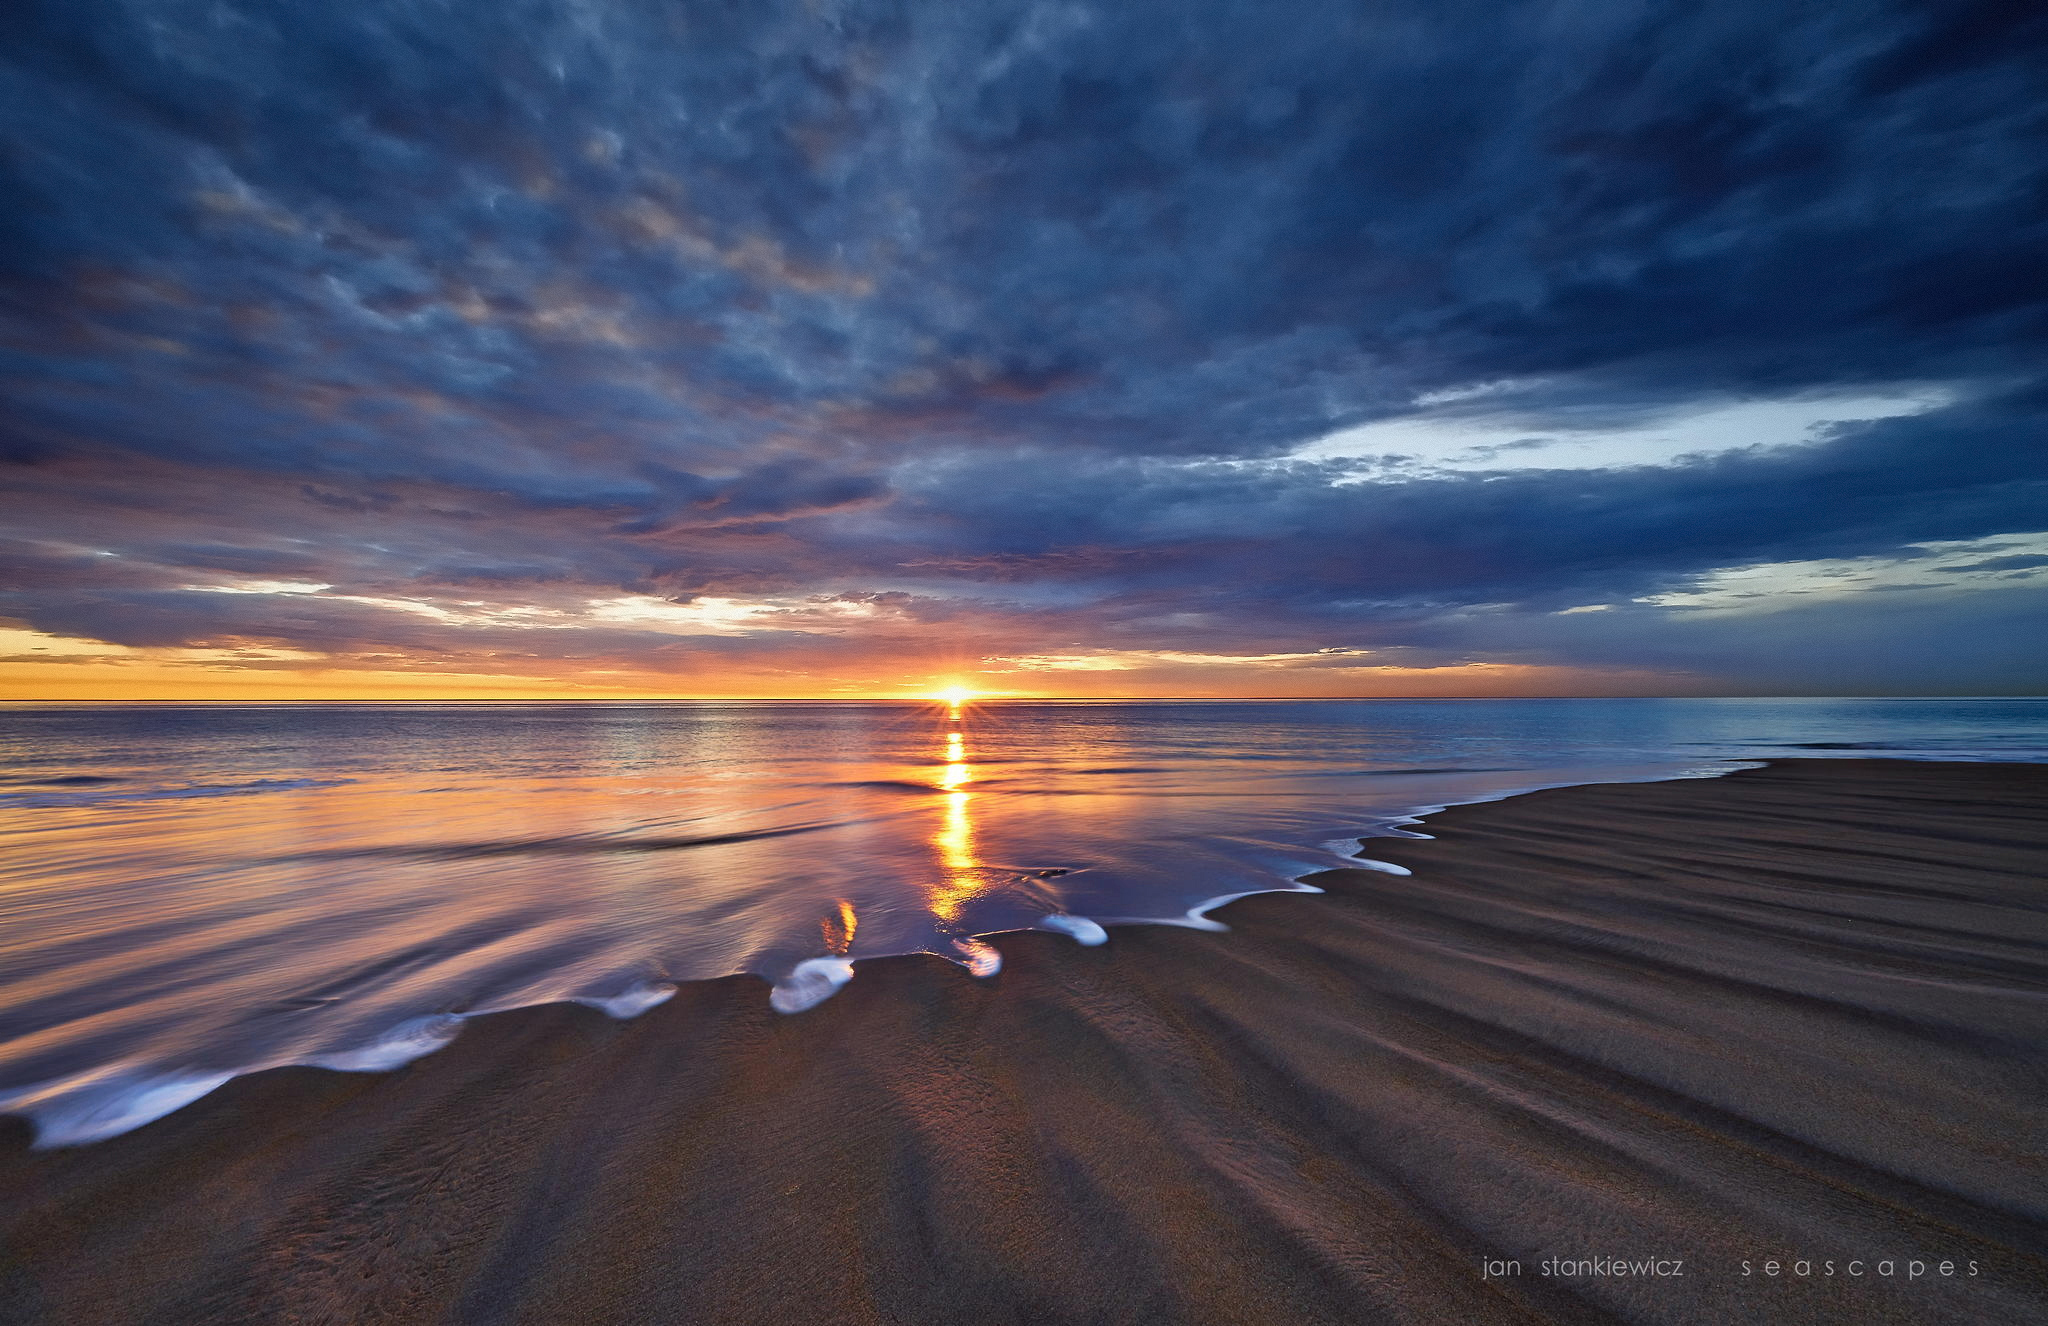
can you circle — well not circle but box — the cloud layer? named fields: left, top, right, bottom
left=2, top=0, right=2044, bottom=694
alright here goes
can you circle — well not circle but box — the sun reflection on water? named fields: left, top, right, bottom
left=929, top=721, right=981, bottom=924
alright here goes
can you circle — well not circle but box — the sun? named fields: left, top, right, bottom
left=935, top=685, right=975, bottom=708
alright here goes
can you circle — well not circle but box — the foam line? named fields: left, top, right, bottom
left=770, top=957, right=856, bottom=1013
left=305, top=1015, right=465, bottom=1071
left=573, top=981, right=678, bottom=1019
left=1038, top=914, right=1108, bottom=945
left=1, top=988, right=677, bottom=1147
left=952, top=939, right=1002, bottom=977
left=0, top=1070, right=237, bottom=1149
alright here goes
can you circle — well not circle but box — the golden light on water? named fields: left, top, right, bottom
left=821, top=898, right=857, bottom=955
left=938, top=731, right=969, bottom=788
left=932, top=791, right=977, bottom=923
left=928, top=715, right=982, bottom=924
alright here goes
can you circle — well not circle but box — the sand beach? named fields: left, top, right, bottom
left=2, top=759, right=2043, bottom=1325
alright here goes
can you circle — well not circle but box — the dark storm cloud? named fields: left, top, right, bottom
left=1, top=0, right=2043, bottom=688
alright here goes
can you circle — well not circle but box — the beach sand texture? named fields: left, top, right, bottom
left=1, top=759, right=2044, bottom=1325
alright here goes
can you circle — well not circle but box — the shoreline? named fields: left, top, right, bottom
left=0, top=755, right=1749, bottom=1143
left=2, top=758, right=2045, bottom=1323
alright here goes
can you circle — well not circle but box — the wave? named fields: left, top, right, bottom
left=1066, top=766, right=1175, bottom=775
left=255, top=818, right=856, bottom=863
left=0, top=755, right=1977, bottom=1149
left=821, top=779, right=953, bottom=794
left=0, top=777, right=347, bottom=810
left=0, top=981, right=678, bottom=1149
left=0, top=1070, right=238, bottom=1149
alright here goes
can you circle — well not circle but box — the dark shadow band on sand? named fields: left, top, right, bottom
left=1, top=759, right=2044, bottom=1325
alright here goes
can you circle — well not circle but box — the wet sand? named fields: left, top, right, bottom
left=1, top=759, right=2044, bottom=1325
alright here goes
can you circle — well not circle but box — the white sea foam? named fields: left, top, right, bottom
left=1170, top=880, right=1326, bottom=931
left=573, top=981, right=678, bottom=1019
left=953, top=938, right=1002, bottom=977
left=0, top=990, right=667, bottom=1146
left=770, top=957, right=856, bottom=1013
left=1, top=1069, right=236, bottom=1149
left=1349, top=858, right=1412, bottom=875
left=305, top=1014, right=465, bottom=1071
left=1038, top=913, right=1108, bottom=945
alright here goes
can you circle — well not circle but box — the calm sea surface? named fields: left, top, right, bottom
left=3, top=697, right=2045, bottom=1144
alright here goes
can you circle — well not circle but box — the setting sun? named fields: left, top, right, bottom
left=935, top=685, right=976, bottom=707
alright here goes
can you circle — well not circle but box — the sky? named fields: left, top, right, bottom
left=1, top=0, right=2044, bottom=699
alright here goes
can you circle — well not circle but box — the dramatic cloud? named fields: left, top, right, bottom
left=1, top=0, right=2043, bottom=695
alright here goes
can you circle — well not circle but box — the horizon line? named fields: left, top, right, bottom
left=2, top=693, right=2043, bottom=704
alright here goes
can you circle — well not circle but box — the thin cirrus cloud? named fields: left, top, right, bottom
left=0, top=0, right=2044, bottom=697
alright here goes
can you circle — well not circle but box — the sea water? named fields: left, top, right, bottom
left=2, top=696, right=2044, bottom=1144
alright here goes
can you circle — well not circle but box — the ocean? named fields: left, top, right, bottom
left=2, top=696, right=2044, bottom=1145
